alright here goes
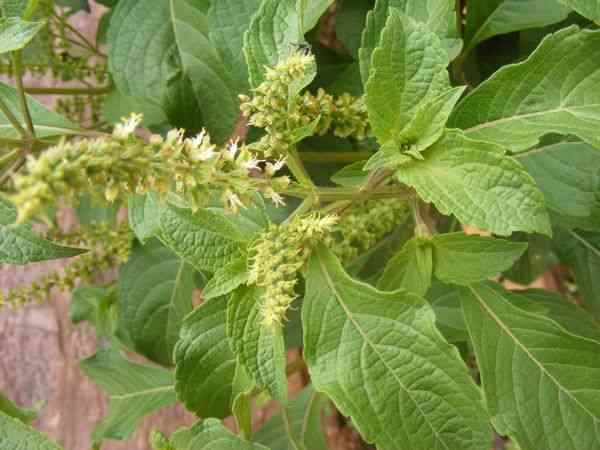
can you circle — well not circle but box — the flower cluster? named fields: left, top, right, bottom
left=248, top=214, right=337, bottom=327
left=9, top=114, right=290, bottom=223
left=0, top=221, right=132, bottom=311
left=331, top=199, right=410, bottom=261
left=239, top=52, right=369, bottom=156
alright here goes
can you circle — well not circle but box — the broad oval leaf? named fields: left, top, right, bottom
left=227, top=286, right=288, bottom=401
left=118, top=239, right=194, bottom=366
left=0, top=392, right=37, bottom=424
left=303, top=245, right=491, bottom=450
left=430, top=232, right=528, bottom=285
left=0, top=411, right=62, bottom=449
left=80, top=348, right=176, bottom=442
left=174, top=296, right=241, bottom=418
left=0, top=17, right=45, bottom=54
left=202, top=257, right=248, bottom=301
left=558, top=0, right=600, bottom=22
left=463, top=0, right=570, bottom=54
left=450, top=26, right=600, bottom=153
left=171, top=419, right=269, bottom=450
left=395, top=130, right=552, bottom=236
left=460, top=283, right=600, bottom=450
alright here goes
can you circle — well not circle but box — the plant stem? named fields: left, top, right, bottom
left=286, top=146, right=316, bottom=188
left=282, top=405, right=304, bottom=450
left=12, top=52, right=35, bottom=139
left=299, top=151, right=371, bottom=163
left=24, top=85, right=112, bottom=96
left=0, top=97, right=27, bottom=138
left=284, top=197, right=315, bottom=224
left=283, top=185, right=412, bottom=202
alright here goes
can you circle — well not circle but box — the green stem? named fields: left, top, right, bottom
left=286, top=146, right=316, bottom=188
left=0, top=97, right=27, bottom=138
left=299, top=151, right=371, bottom=163
left=282, top=406, right=304, bottom=450
left=24, top=85, right=112, bottom=96
left=283, top=185, right=412, bottom=202
left=12, top=51, right=35, bottom=138
left=284, top=196, right=315, bottom=224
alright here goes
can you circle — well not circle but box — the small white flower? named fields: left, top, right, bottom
left=228, top=192, right=245, bottom=210
left=113, top=113, right=142, bottom=139
left=270, top=192, right=285, bottom=207
left=189, top=129, right=207, bottom=149
left=197, top=148, right=216, bottom=161
left=273, top=157, right=286, bottom=172
left=244, top=156, right=263, bottom=171
left=166, top=129, right=185, bottom=146
left=226, top=139, right=239, bottom=160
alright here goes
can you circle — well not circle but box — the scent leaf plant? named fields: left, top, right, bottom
left=1, top=0, right=600, bottom=449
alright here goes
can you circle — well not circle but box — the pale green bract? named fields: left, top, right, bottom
left=395, top=130, right=552, bottom=236
left=303, top=245, right=491, bottom=450
left=461, top=283, right=600, bottom=450
left=450, top=26, right=600, bottom=153
left=80, top=349, right=176, bottom=442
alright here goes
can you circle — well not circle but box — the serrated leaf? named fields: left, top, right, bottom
left=208, top=0, right=262, bottom=94
left=0, top=198, right=86, bottom=264
left=171, top=0, right=238, bottom=143
left=431, top=232, right=528, bottom=285
left=377, top=237, right=433, bottom=296
left=202, top=257, right=249, bottom=300
left=174, top=296, right=242, bottom=418
left=395, top=130, right=552, bottom=236
left=359, top=0, right=461, bottom=85
left=553, top=228, right=600, bottom=319
left=463, top=0, right=570, bottom=54
left=517, top=142, right=600, bottom=231
left=128, top=193, right=161, bottom=243
left=0, top=81, right=79, bottom=138
left=558, top=0, right=600, bottom=22
left=450, top=26, right=600, bottom=153
left=80, top=348, right=176, bottom=441
left=0, top=392, right=37, bottom=424
left=171, top=419, right=269, bottom=450
left=118, top=239, right=194, bottom=366
left=0, top=17, right=44, bottom=54
left=254, top=384, right=329, bottom=450
left=70, top=284, right=118, bottom=339
left=107, top=0, right=202, bottom=132
left=303, top=245, right=491, bottom=450
left=365, top=9, right=450, bottom=147
left=426, top=281, right=469, bottom=343
left=460, top=283, right=600, bottom=450
left=158, top=203, right=247, bottom=273
left=227, top=286, right=288, bottom=401
left=0, top=411, right=62, bottom=449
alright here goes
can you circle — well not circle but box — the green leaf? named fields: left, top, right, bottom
left=0, top=80, right=79, bottom=138
left=558, top=0, right=600, bottom=22
left=75, top=194, right=120, bottom=227
left=0, top=198, right=86, bottom=264
left=463, top=0, right=570, bottom=54
left=335, top=0, right=372, bottom=57
left=171, top=0, right=238, bottom=143
left=174, top=295, right=242, bottom=419
left=158, top=203, right=247, bottom=273
left=128, top=193, right=161, bottom=243
left=504, top=232, right=555, bottom=285
left=395, top=130, right=552, bottom=236
left=450, top=26, right=600, bottom=153
left=460, top=283, right=600, bottom=450
left=553, top=228, right=600, bottom=319
left=330, top=160, right=368, bottom=187
left=171, top=419, right=269, bottom=450
left=377, top=237, right=433, bottom=296
left=228, top=286, right=288, bottom=401
left=208, top=0, right=262, bottom=94
left=430, top=232, right=528, bottom=285
left=301, top=0, right=335, bottom=32
left=517, top=142, right=600, bottom=231
left=365, top=9, right=450, bottom=147
left=70, top=284, right=118, bottom=339
left=231, top=363, right=255, bottom=441
left=103, top=91, right=168, bottom=129
left=0, top=411, right=62, bottom=449
left=0, top=17, right=44, bottom=54
left=80, top=348, right=176, bottom=442
left=118, top=239, right=194, bottom=366
left=203, top=257, right=249, bottom=300
left=107, top=0, right=202, bottom=132
left=243, top=0, right=301, bottom=88
left=426, top=281, right=469, bottom=343
left=359, top=0, right=461, bottom=85
left=0, top=392, right=37, bottom=424
left=254, top=385, right=329, bottom=450
left=303, top=245, right=491, bottom=450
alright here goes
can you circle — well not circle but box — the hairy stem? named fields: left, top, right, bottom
left=12, top=52, right=35, bottom=138
left=0, top=97, right=27, bottom=138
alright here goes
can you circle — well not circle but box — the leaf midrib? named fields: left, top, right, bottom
left=110, top=385, right=174, bottom=400
left=468, top=285, right=600, bottom=423
left=316, top=252, right=451, bottom=450
left=464, top=103, right=600, bottom=134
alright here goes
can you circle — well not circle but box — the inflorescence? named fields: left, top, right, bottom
left=248, top=213, right=337, bottom=327
left=9, top=114, right=291, bottom=223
